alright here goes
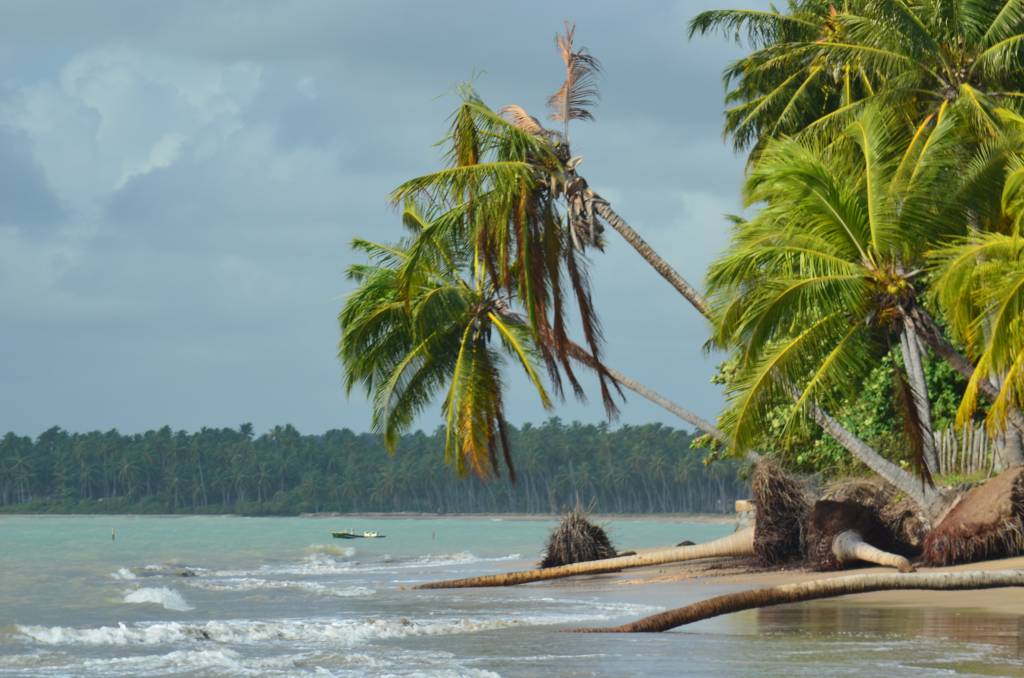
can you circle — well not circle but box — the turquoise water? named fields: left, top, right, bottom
left=1, top=515, right=1022, bottom=677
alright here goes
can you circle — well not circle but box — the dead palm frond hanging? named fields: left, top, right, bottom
left=548, top=21, right=602, bottom=142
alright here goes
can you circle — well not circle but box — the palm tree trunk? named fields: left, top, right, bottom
left=565, top=342, right=727, bottom=444
left=831, top=530, right=913, bottom=572
left=900, top=317, right=940, bottom=475
left=413, top=526, right=754, bottom=589
left=592, top=198, right=711, bottom=317
left=573, top=570, right=1024, bottom=633
left=805, top=400, right=954, bottom=523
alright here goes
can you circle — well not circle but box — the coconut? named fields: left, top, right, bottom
left=540, top=510, right=618, bottom=568
left=922, top=465, right=1024, bottom=566
left=751, top=459, right=812, bottom=565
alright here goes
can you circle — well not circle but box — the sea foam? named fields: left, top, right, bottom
left=16, top=613, right=603, bottom=647
left=186, top=577, right=374, bottom=598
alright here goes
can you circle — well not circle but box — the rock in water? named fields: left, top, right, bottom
left=540, top=510, right=618, bottom=568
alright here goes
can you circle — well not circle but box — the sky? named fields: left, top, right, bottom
left=0, top=0, right=766, bottom=437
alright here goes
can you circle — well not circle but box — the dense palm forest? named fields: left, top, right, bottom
left=0, top=420, right=744, bottom=515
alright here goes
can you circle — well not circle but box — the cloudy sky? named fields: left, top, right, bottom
left=1, top=1, right=766, bottom=437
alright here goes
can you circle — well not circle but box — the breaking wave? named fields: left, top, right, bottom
left=186, top=577, right=374, bottom=598
left=122, top=587, right=193, bottom=612
left=15, top=613, right=602, bottom=647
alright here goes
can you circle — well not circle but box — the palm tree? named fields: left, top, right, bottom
left=931, top=229, right=1024, bottom=433
left=690, top=0, right=1024, bottom=154
left=339, top=212, right=557, bottom=479
left=706, top=104, right=979, bottom=518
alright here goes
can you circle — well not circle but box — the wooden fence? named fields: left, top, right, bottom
left=934, top=423, right=995, bottom=477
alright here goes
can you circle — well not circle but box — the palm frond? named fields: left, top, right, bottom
left=547, top=21, right=602, bottom=139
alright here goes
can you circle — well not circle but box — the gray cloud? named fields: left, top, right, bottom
left=0, top=0, right=767, bottom=436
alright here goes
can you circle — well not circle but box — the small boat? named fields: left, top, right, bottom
left=331, top=530, right=386, bottom=539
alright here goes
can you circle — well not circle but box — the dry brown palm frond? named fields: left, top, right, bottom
left=547, top=21, right=601, bottom=139
left=499, top=104, right=546, bottom=136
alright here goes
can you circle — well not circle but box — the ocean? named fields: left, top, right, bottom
left=1, top=514, right=1022, bottom=677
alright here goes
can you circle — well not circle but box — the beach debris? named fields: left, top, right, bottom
left=571, top=569, right=1024, bottom=633
left=540, top=510, right=617, bottom=568
left=922, top=465, right=1024, bottom=565
left=804, top=500, right=914, bottom=572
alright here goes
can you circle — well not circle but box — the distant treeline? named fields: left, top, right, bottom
left=0, top=419, right=746, bottom=515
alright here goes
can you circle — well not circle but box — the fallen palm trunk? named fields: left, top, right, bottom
left=572, top=570, right=1024, bottom=633
left=806, top=500, right=914, bottom=573
left=415, top=460, right=807, bottom=590
left=413, top=526, right=755, bottom=589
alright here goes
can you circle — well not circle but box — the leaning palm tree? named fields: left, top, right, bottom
left=690, top=0, right=1024, bottom=155
left=706, top=104, right=982, bottom=520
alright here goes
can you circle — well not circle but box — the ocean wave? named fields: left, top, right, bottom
left=122, top=587, right=193, bottom=611
left=211, top=550, right=521, bottom=578
left=15, top=612, right=603, bottom=647
left=186, top=577, right=374, bottom=598
left=110, top=567, right=136, bottom=580
left=304, top=543, right=356, bottom=558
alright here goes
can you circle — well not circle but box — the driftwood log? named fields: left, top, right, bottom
left=572, top=570, right=1024, bottom=632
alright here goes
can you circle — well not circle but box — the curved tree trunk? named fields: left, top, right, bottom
left=414, top=526, right=754, bottom=589
left=564, top=341, right=728, bottom=445
left=831, top=530, right=914, bottom=572
left=573, top=569, right=1024, bottom=633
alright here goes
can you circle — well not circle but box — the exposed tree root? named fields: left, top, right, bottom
left=805, top=500, right=913, bottom=572
left=923, top=466, right=1024, bottom=566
